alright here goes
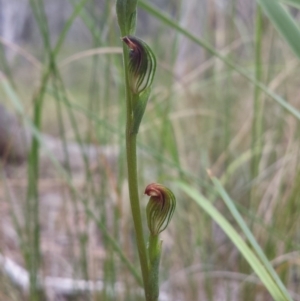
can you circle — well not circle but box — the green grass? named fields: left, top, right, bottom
left=1, top=0, right=300, bottom=300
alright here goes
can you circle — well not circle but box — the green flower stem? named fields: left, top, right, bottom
left=251, top=5, right=264, bottom=182
left=148, top=234, right=161, bottom=301
left=122, top=42, right=150, bottom=298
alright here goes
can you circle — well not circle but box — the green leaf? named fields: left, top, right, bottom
left=257, top=0, right=300, bottom=58
left=177, top=182, right=291, bottom=301
left=211, top=177, right=293, bottom=301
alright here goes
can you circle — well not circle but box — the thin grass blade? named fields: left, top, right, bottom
left=257, top=0, right=300, bottom=59
left=211, top=177, right=293, bottom=301
left=138, top=0, right=300, bottom=122
left=177, top=182, right=289, bottom=301
left=0, top=75, right=142, bottom=286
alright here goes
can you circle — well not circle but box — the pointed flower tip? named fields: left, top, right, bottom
left=144, top=183, right=162, bottom=197
left=122, top=36, right=135, bottom=48
left=145, top=183, right=176, bottom=236
left=122, top=35, right=156, bottom=94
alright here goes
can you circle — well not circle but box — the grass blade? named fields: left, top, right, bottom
left=251, top=5, right=264, bottom=181
left=139, top=0, right=300, bottom=121
left=257, top=0, right=300, bottom=58
left=177, top=182, right=289, bottom=301
left=0, top=74, right=142, bottom=287
left=211, top=177, right=293, bottom=301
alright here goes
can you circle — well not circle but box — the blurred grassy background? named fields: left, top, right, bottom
left=1, top=0, right=300, bottom=300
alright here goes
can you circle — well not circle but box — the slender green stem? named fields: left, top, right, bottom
left=250, top=5, right=264, bottom=212
left=122, top=42, right=150, bottom=297
left=251, top=5, right=264, bottom=181
left=126, top=132, right=149, bottom=286
left=26, top=69, right=49, bottom=301
left=24, top=1, right=89, bottom=299
left=148, top=234, right=161, bottom=301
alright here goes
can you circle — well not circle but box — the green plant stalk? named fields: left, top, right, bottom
left=148, top=234, right=161, bottom=301
left=251, top=4, right=264, bottom=182
left=1, top=73, right=144, bottom=289
left=24, top=1, right=90, bottom=299
left=122, top=42, right=150, bottom=297
left=26, top=69, right=49, bottom=301
left=26, top=2, right=49, bottom=299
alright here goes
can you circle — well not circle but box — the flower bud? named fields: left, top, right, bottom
left=145, top=183, right=176, bottom=236
left=122, top=35, right=156, bottom=94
